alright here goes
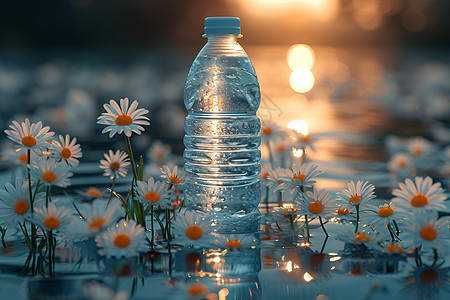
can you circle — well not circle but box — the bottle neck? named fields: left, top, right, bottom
left=200, top=34, right=246, bottom=57
left=205, top=34, right=239, bottom=43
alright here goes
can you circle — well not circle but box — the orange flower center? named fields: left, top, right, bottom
left=21, top=135, right=37, bottom=148
left=420, top=226, right=437, bottom=241
left=308, top=202, right=324, bottom=214
left=42, top=171, right=57, bottom=183
left=349, top=195, right=362, bottom=205
left=114, top=234, right=131, bottom=248
left=262, top=127, right=272, bottom=135
left=89, top=218, right=106, bottom=231
left=413, top=147, right=423, bottom=156
left=355, top=232, right=371, bottom=242
left=144, top=191, right=160, bottom=204
left=14, top=200, right=29, bottom=215
left=378, top=206, right=394, bottom=218
left=337, top=206, right=349, bottom=215
left=115, top=114, right=133, bottom=126
left=292, top=173, right=305, bottom=183
left=411, top=194, right=428, bottom=207
left=60, top=147, right=72, bottom=159
left=301, top=135, right=311, bottom=142
left=277, top=144, right=286, bottom=152
left=420, top=269, right=438, bottom=282
left=225, top=239, right=242, bottom=250
left=110, top=161, right=121, bottom=171
left=262, top=172, right=269, bottom=179
left=155, top=151, right=165, bottom=160
left=398, top=160, right=407, bottom=168
left=18, top=154, right=28, bottom=163
left=169, top=175, right=180, bottom=184
left=386, top=243, right=403, bottom=254
left=185, top=225, right=202, bottom=240
left=44, top=216, right=60, bottom=230
left=187, top=283, right=209, bottom=296
left=86, top=188, right=101, bottom=197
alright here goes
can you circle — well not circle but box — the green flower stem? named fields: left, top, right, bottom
left=319, top=216, right=329, bottom=237
left=265, top=186, right=270, bottom=213
left=278, top=190, right=283, bottom=207
left=150, top=206, right=154, bottom=251
left=107, top=176, right=116, bottom=204
left=19, top=223, right=32, bottom=251
left=300, top=185, right=305, bottom=193
left=301, top=148, right=306, bottom=164
left=387, top=224, right=396, bottom=242
left=393, top=220, right=400, bottom=236
left=45, top=186, right=51, bottom=207
left=267, top=142, right=274, bottom=169
left=165, top=208, right=171, bottom=241
left=289, top=215, right=295, bottom=230
left=47, top=230, right=53, bottom=276
left=355, top=205, right=360, bottom=233
left=26, top=149, right=37, bottom=251
left=124, top=136, right=138, bottom=180
left=304, top=215, right=310, bottom=242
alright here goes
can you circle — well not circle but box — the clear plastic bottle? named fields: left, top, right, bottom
left=183, top=17, right=261, bottom=235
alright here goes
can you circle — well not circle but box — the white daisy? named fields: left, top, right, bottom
left=136, top=177, right=170, bottom=208
left=97, top=98, right=150, bottom=138
left=336, top=180, right=376, bottom=212
left=401, top=263, right=450, bottom=299
left=335, top=227, right=383, bottom=251
left=172, top=210, right=213, bottom=248
left=290, top=130, right=317, bottom=152
left=272, top=203, right=301, bottom=232
left=266, top=167, right=291, bottom=191
left=382, top=242, right=405, bottom=255
left=408, top=137, right=433, bottom=158
left=147, top=140, right=171, bottom=164
left=49, top=134, right=82, bottom=167
left=0, top=177, right=45, bottom=228
left=296, top=188, right=336, bottom=219
left=259, top=163, right=272, bottom=187
left=29, top=157, right=73, bottom=187
left=336, top=205, right=351, bottom=217
left=260, top=119, right=287, bottom=144
left=4, top=118, right=54, bottom=151
left=160, top=165, right=186, bottom=187
left=31, top=202, right=73, bottom=233
left=95, top=219, right=148, bottom=258
left=99, top=150, right=130, bottom=179
left=387, top=152, right=414, bottom=174
left=0, top=147, right=29, bottom=167
left=278, top=163, right=323, bottom=194
left=391, top=176, right=447, bottom=213
left=212, top=234, right=259, bottom=251
left=76, top=187, right=106, bottom=199
left=80, top=199, right=125, bottom=234
left=402, top=210, right=450, bottom=254
left=363, top=202, right=400, bottom=231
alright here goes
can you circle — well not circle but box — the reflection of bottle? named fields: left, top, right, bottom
left=183, top=17, right=261, bottom=234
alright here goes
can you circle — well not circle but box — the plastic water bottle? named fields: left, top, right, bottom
left=183, top=17, right=261, bottom=235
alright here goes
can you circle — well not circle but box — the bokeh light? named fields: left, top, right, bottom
left=289, top=68, right=315, bottom=93
left=288, top=120, right=309, bottom=135
left=286, top=44, right=315, bottom=70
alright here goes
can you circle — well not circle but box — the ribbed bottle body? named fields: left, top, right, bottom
left=183, top=47, right=261, bottom=234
